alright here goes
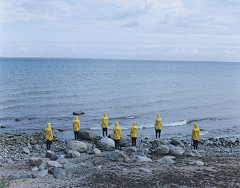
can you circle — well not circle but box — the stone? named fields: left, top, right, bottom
left=39, top=162, right=48, bottom=170
left=9, top=172, right=32, bottom=181
left=15, top=118, right=21, bottom=121
left=88, top=148, right=101, bottom=155
left=78, top=131, right=97, bottom=141
left=170, top=139, right=185, bottom=147
left=111, top=165, right=121, bottom=171
left=108, top=151, right=130, bottom=162
left=183, top=149, right=195, bottom=156
left=139, top=168, right=152, bottom=173
left=169, top=146, right=185, bottom=155
left=68, top=150, right=80, bottom=158
left=62, top=163, right=79, bottom=169
left=190, top=160, right=204, bottom=166
left=47, top=161, right=62, bottom=168
left=29, top=157, right=50, bottom=166
left=157, top=156, right=175, bottom=164
left=154, top=145, right=169, bottom=154
left=56, top=157, right=69, bottom=164
left=32, top=166, right=39, bottom=171
left=66, top=141, right=88, bottom=153
left=95, top=137, right=115, bottom=151
left=46, top=151, right=58, bottom=160
left=73, top=111, right=85, bottom=115
left=19, top=147, right=30, bottom=155
left=1, top=126, right=7, bottom=128
left=119, top=138, right=132, bottom=147
left=52, top=168, right=68, bottom=179
left=34, top=170, right=48, bottom=178
left=136, top=156, right=152, bottom=162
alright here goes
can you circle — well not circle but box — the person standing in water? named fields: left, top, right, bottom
left=73, top=116, right=80, bottom=142
left=45, top=123, right=53, bottom=151
left=154, top=114, right=162, bottom=139
left=130, top=121, right=138, bottom=148
left=113, top=122, right=121, bottom=151
left=191, top=123, right=200, bottom=151
left=101, top=112, right=108, bottom=137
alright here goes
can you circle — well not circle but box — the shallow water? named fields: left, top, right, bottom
left=0, top=58, right=240, bottom=140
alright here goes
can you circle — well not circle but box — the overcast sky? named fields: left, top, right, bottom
left=0, top=0, right=240, bottom=61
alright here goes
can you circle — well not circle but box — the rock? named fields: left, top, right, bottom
left=34, top=170, right=48, bottom=178
left=1, top=126, right=7, bottom=128
left=157, top=156, right=175, bottom=164
left=139, top=168, right=152, bottom=173
left=68, top=150, right=80, bottom=158
left=66, top=141, right=88, bottom=153
left=183, top=149, right=195, bottom=156
left=150, top=139, right=167, bottom=151
left=9, top=172, right=32, bottom=181
left=154, top=145, right=169, bottom=154
left=73, top=111, right=85, bottom=115
left=30, top=140, right=37, bottom=145
left=111, top=165, right=121, bottom=171
left=19, top=147, right=30, bottom=155
left=29, top=157, right=50, bottom=166
left=39, top=162, right=48, bottom=170
left=95, top=137, right=115, bottom=151
left=108, top=151, right=130, bottom=162
left=169, top=146, right=184, bottom=155
left=52, top=168, right=68, bottom=179
left=170, top=139, right=185, bottom=147
left=136, top=156, right=152, bottom=162
left=47, top=161, right=62, bottom=168
left=190, top=160, right=204, bottom=166
left=62, top=163, right=79, bottom=169
left=46, top=151, right=58, bottom=160
left=32, top=166, right=39, bottom=171
left=56, top=157, right=68, bottom=164
left=78, top=131, right=97, bottom=141
left=88, top=148, right=101, bottom=155
left=119, top=138, right=132, bottom=147
left=15, top=118, right=21, bottom=121
left=58, top=129, right=64, bottom=132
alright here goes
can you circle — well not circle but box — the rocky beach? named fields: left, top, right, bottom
left=0, top=130, right=240, bottom=188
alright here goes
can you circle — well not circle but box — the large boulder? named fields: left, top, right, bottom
left=95, top=137, right=115, bottom=151
left=29, top=157, right=50, bottom=166
left=88, top=148, right=101, bottom=155
left=78, top=131, right=97, bottom=141
left=119, top=138, right=132, bottom=147
left=150, top=139, right=166, bottom=151
left=157, top=156, right=175, bottom=164
left=136, top=156, right=152, bottom=162
left=154, top=145, right=169, bottom=155
left=169, top=146, right=185, bottom=155
left=108, top=151, right=130, bottom=162
left=68, top=150, right=80, bottom=158
left=52, top=168, right=68, bottom=179
left=46, top=151, right=58, bottom=161
left=170, top=139, right=185, bottom=147
left=66, top=141, right=88, bottom=153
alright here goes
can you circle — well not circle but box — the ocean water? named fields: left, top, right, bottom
left=0, top=58, right=240, bottom=141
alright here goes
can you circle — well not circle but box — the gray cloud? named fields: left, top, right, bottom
left=123, top=21, right=139, bottom=28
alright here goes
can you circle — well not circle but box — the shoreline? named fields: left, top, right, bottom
left=0, top=131, right=240, bottom=187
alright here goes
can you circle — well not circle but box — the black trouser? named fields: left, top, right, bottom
left=74, top=131, right=79, bottom=140
left=155, top=129, right=161, bottom=139
left=132, top=137, right=136, bottom=147
left=114, top=139, right=120, bottom=149
left=102, top=128, right=107, bottom=137
left=47, top=140, right=52, bottom=150
left=193, top=140, right=198, bottom=150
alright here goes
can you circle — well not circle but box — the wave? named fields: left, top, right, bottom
left=108, top=116, right=136, bottom=120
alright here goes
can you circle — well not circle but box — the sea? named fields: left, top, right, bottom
left=0, top=58, right=240, bottom=141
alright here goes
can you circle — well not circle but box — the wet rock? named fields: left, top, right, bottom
left=108, top=151, right=130, bottom=162
left=68, top=150, right=80, bottom=158
left=46, top=151, right=58, bottom=161
left=29, top=157, right=50, bottom=166
left=73, top=111, right=85, bottom=115
left=169, top=146, right=184, bottom=155
left=9, top=172, right=32, bottom=181
left=157, top=156, right=175, bottom=164
left=15, top=119, right=21, bottom=121
left=78, top=131, right=97, bottom=141
left=95, top=137, right=115, bottom=151
left=58, top=129, right=63, bottom=132
left=1, top=126, right=7, bottom=128
left=119, top=138, right=132, bottom=147
left=154, top=145, right=169, bottom=154
left=52, top=168, right=68, bottom=179
left=66, top=141, right=88, bottom=153
left=170, top=139, right=185, bottom=147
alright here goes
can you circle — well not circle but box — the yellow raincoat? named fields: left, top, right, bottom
left=73, top=116, right=80, bottom=132
left=101, top=112, right=108, bottom=128
left=113, top=122, right=121, bottom=140
left=154, top=114, right=162, bottom=130
left=130, top=122, right=138, bottom=138
left=191, top=123, right=200, bottom=140
left=45, top=123, right=53, bottom=141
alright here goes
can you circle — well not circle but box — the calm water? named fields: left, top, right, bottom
left=0, top=58, right=240, bottom=141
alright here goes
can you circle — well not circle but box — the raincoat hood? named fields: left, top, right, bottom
left=46, top=123, right=51, bottom=130
left=157, top=114, right=160, bottom=119
left=104, top=112, right=107, bottom=117
left=132, top=121, right=136, bottom=126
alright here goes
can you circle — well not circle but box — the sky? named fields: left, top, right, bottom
left=0, top=0, right=240, bottom=61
